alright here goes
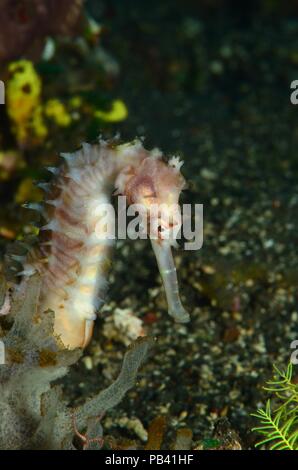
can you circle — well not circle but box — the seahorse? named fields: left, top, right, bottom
left=16, top=138, right=190, bottom=349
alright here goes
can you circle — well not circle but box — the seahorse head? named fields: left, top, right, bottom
left=115, top=148, right=189, bottom=324
left=117, top=154, right=186, bottom=242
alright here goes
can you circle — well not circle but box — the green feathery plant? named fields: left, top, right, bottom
left=251, top=363, right=298, bottom=450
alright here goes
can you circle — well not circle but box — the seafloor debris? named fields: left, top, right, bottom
left=103, top=308, right=145, bottom=346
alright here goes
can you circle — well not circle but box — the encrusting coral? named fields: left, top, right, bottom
left=5, top=60, right=128, bottom=147
left=6, top=60, right=72, bottom=146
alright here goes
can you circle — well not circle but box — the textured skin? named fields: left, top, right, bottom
left=22, top=138, right=186, bottom=349
left=25, top=140, right=146, bottom=348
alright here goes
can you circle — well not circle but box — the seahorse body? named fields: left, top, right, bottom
left=21, top=138, right=189, bottom=349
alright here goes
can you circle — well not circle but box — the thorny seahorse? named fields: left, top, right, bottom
left=5, top=138, right=190, bottom=349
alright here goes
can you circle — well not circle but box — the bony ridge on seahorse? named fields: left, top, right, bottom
left=20, top=138, right=190, bottom=349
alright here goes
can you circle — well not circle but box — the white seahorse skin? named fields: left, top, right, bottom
left=28, top=139, right=150, bottom=349
left=21, top=137, right=189, bottom=350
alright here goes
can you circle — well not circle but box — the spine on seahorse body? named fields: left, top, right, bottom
left=20, top=138, right=189, bottom=349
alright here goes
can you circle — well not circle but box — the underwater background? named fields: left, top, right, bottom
left=0, top=0, right=298, bottom=449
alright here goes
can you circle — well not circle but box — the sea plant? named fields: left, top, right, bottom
left=252, top=363, right=298, bottom=450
